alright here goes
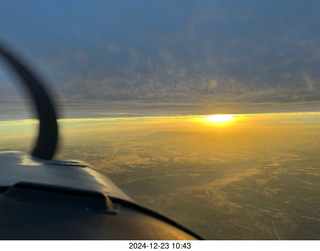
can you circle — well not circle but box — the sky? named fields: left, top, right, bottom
left=0, top=0, right=320, bottom=117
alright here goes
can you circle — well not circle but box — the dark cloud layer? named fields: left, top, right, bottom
left=0, top=0, right=320, bottom=113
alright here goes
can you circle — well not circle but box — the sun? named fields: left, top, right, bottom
left=202, top=114, right=235, bottom=126
left=190, top=114, right=240, bottom=127
left=204, top=114, right=234, bottom=123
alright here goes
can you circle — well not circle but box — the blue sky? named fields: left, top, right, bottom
left=0, top=0, right=320, bottom=115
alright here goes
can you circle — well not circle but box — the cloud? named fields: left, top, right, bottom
left=0, top=0, right=320, bottom=113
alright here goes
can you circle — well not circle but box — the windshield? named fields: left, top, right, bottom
left=0, top=1, right=320, bottom=240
